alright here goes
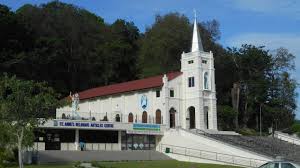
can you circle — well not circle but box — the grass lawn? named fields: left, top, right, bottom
left=93, top=160, right=242, bottom=168
left=9, top=164, right=73, bottom=168
left=9, top=160, right=242, bottom=168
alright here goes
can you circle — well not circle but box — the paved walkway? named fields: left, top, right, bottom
left=36, top=150, right=172, bottom=163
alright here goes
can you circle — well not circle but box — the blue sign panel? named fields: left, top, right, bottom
left=54, top=121, right=113, bottom=129
left=133, top=123, right=160, bottom=131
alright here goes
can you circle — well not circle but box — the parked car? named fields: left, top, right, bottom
left=259, top=161, right=300, bottom=168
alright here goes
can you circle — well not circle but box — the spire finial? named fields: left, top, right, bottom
left=191, top=9, right=204, bottom=52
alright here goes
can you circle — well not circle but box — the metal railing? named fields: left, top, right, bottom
left=56, top=111, right=163, bottom=125
left=159, top=143, right=268, bottom=168
left=274, top=131, right=300, bottom=145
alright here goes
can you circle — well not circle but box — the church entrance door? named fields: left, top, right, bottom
left=189, top=106, right=195, bottom=129
left=169, top=108, right=176, bottom=128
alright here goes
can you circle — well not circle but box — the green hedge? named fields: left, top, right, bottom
left=237, top=128, right=258, bottom=136
left=291, top=123, right=300, bottom=133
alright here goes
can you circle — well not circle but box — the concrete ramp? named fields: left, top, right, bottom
left=158, top=129, right=271, bottom=167
left=36, top=150, right=172, bottom=163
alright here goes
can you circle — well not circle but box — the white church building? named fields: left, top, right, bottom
left=35, top=17, right=218, bottom=151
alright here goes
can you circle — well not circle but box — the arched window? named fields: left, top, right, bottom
left=156, top=109, right=161, bottom=124
left=115, top=114, right=120, bottom=122
left=128, top=113, right=133, bottom=123
left=142, top=111, right=147, bottom=123
left=204, top=72, right=209, bottom=90
left=62, top=113, right=66, bottom=119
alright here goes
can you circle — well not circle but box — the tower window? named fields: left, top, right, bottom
left=202, top=60, right=207, bottom=64
left=156, top=90, right=160, bottom=97
left=188, top=77, right=195, bottom=87
left=170, top=89, right=174, bottom=97
left=204, top=72, right=209, bottom=90
left=188, top=60, right=194, bottom=64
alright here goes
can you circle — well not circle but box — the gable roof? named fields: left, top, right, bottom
left=78, top=71, right=182, bottom=100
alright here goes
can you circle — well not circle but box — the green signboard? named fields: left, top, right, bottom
left=133, top=123, right=160, bottom=131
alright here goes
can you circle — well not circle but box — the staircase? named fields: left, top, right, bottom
left=204, top=133, right=300, bottom=164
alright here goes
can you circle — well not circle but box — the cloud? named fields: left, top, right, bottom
left=229, top=0, right=300, bottom=20
left=226, top=32, right=300, bottom=119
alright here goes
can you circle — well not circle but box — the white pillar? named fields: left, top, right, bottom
left=75, top=129, right=79, bottom=151
left=118, top=131, right=122, bottom=151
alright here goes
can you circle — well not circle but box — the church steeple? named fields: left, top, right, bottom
left=191, top=11, right=204, bottom=52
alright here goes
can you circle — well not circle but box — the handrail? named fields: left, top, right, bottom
left=160, top=143, right=268, bottom=168
left=274, top=131, right=300, bottom=144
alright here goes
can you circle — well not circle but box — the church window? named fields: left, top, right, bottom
left=62, top=113, right=66, bottom=119
left=128, top=113, right=133, bottom=123
left=170, top=89, right=174, bottom=97
left=142, top=111, right=147, bottom=123
left=115, top=114, right=120, bottom=122
left=204, top=72, right=209, bottom=90
left=156, top=90, right=160, bottom=97
left=188, top=60, right=194, bottom=64
left=188, top=77, right=195, bottom=87
left=202, top=60, right=207, bottom=64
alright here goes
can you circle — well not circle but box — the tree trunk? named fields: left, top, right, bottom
left=18, top=127, right=24, bottom=168
left=231, top=82, right=240, bottom=129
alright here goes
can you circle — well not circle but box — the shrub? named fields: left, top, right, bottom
left=291, top=123, right=300, bottom=133
left=237, top=128, right=258, bottom=136
left=91, top=162, right=115, bottom=168
left=74, top=161, right=84, bottom=168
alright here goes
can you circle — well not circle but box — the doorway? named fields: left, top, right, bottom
left=204, top=106, right=209, bottom=129
left=189, top=106, right=195, bottom=129
left=169, top=108, right=176, bottom=128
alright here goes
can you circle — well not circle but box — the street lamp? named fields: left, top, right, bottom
left=259, top=100, right=269, bottom=136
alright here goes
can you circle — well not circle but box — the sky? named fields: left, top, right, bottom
left=1, top=0, right=300, bottom=119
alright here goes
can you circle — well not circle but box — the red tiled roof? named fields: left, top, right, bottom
left=78, top=71, right=182, bottom=100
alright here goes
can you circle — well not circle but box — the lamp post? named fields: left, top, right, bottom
left=259, top=100, right=269, bottom=136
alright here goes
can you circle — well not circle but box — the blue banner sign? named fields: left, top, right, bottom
left=54, top=120, right=113, bottom=128
left=133, top=123, right=160, bottom=131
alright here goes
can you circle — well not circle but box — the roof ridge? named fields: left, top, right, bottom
left=76, top=71, right=182, bottom=100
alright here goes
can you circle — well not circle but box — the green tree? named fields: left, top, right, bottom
left=138, top=13, right=192, bottom=77
left=0, top=4, right=33, bottom=74
left=217, top=105, right=237, bottom=130
left=0, top=74, right=60, bottom=168
left=1, top=1, right=141, bottom=96
left=101, top=19, right=140, bottom=84
left=225, top=45, right=297, bottom=132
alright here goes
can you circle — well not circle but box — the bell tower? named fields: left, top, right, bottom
left=180, top=12, right=217, bottom=130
